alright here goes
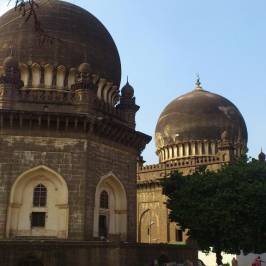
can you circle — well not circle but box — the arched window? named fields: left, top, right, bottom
left=93, top=175, right=127, bottom=240
left=33, top=184, right=47, bottom=207
left=100, top=190, right=109, bottom=209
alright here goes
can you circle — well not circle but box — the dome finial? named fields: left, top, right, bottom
left=127, top=75, right=129, bottom=84
left=195, top=73, right=202, bottom=90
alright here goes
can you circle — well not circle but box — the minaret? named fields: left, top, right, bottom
left=258, top=148, right=266, bottom=162
left=117, top=77, right=139, bottom=129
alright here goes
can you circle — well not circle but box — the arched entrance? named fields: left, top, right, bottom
left=139, top=209, right=160, bottom=243
left=93, top=172, right=127, bottom=241
left=6, top=165, right=69, bottom=239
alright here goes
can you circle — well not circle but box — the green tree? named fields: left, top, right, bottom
left=162, top=159, right=266, bottom=265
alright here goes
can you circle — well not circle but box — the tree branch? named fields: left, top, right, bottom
left=8, top=0, right=59, bottom=46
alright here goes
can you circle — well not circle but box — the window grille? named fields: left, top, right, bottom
left=31, top=212, right=46, bottom=227
left=100, top=190, right=109, bottom=209
left=33, top=184, right=47, bottom=207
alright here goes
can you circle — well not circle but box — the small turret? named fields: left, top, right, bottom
left=72, top=62, right=97, bottom=112
left=218, top=130, right=235, bottom=162
left=0, top=55, right=23, bottom=109
left=258, top=149, right=265, bottom=162
left=1, top=55, right=22, bottom=86
left=72, top=62, right=95, bottom=91
left=121, top=78, right=134, bottom=99
left=117, top=77, right=139, bottom=129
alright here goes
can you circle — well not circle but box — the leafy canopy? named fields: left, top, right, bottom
left=162, top=159, right=266, bottom=258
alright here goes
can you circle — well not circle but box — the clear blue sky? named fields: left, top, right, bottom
left=1, top=0, right=266, bottom=164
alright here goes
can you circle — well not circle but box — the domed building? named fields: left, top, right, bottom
left=0, top=0, right=144, bottom=242
left=137, top=79, right=248, bottom=244
left=0, top=1, right=197, bottom=266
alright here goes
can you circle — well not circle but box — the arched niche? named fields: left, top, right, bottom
left=6, top=165, right=69, bottom=239
left=93, top=172, right=127, bottom=240
left=31, top=63, right=41, bottom=88
left=19, top=64, right=29, bottom=87
left=68, top=68, right=76, bottom=89
left=56, top=65, right=65, bottom=89
left=139, top=209, right=160, bottom=243
left=44, top=64, right=53, bottom=88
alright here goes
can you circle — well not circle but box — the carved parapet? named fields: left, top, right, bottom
left=16, top=62, right=120, bottom=106
left=139, top=163, right=164, bottom=172
left=157, top=140, right=218, bottom=163
left=18, top=89, right=73, bottom=105
left=139, top=155, right=222, bottom=174
left=73, top=89, right=89, bottom=104
left=0, top=83, right=19, bottom=109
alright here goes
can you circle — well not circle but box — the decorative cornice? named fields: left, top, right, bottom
left=0, top=109, right=151, bottom=152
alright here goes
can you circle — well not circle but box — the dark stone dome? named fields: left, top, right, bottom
left=0, top=0, right=121, bottom=86
left=155, top=88, right=248, bottom=150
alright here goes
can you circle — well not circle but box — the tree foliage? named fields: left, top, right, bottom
left=162, top=159, right=266, bottom=264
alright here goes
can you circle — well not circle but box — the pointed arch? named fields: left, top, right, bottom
left=44, top=64, right=53, bottom=88
left=33, top=184, right=47, bottom=207
left=140, top=209, right=160, bottom=243
left=68, top=68, right=76, bottom=89
left=56, top=65, right=66, bottom=89
left=93, top=172, right=127, bottom=240
left=100, top=190, right=109, bottom=209
left=6, top=165, right=69, bottom=239
left=31, top=63, right=41, bottom=88
left=19, top=63, right=29, bottom=87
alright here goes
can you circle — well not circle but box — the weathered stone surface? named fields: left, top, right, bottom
left=0, top=240, right=197, bottom=266
left=0, top=130, right=139, bottom=241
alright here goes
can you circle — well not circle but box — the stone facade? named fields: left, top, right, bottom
left=137, top=81, right=248, bottom=245
left=0, top=241, right=197, bottom=266
left=0, top=1, right=199, bottom=265
left=0, top=0, right=152, bottom=243
left=0, top=132, right=140, bottom=241
left=137, top=155, right=233, bottom=244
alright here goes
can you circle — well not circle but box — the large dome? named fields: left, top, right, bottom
left=155, top=85, right=248, bottom=151
left=0, top=0, right=121, bottom=86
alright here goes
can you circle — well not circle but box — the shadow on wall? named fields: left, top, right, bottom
left=18, top=255, right=43, bottom=266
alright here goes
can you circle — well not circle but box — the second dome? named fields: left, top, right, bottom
left=155, top=83, right=248, bottom=155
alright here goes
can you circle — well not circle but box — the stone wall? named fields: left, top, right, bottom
left=0, top=240, right=198, bottom=266
left=0, top=128, right=138, bottom=241
left=137, top=159, right=225, bottom=244
left=85, top=139, right=137, bottom=241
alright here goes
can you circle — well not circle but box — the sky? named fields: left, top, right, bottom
left=0, top=0, right=265, bottom=164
